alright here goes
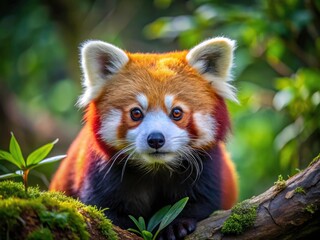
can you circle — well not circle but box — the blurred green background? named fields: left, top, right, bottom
left=0, top=0, right=319, bottom=201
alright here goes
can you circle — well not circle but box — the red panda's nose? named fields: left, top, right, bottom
left=147, top=132, right=165, bottom=149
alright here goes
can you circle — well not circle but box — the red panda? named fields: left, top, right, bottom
left=50, top=37, right=238, bottom=239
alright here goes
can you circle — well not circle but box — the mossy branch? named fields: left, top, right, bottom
left=185, top=155, right=320, bottom=239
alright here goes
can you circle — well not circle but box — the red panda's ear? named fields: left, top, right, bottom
left=78, top=40, right=129, bottom=107
left=186, top=37, right=238, bottom=102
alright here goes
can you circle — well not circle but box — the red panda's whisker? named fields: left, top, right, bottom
left=120, top=149, right=137, bottom=182
left=178, top=146, right=203, bottom=184
left=102, top=144, right=136, bottom=180
left=176, top=149, right=195, bottom=181
left=194, top=147, right=213, bottom=161
left=106, top=139, right=132, bottom=147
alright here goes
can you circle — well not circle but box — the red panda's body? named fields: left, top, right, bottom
left=50, top=38, right=238, bottom=239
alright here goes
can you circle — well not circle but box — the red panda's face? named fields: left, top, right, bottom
left=79, top=38, right=236, bottom=169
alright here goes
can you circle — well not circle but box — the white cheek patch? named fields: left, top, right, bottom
left=136, top=94, right=148, bottom=110
left=193, top=112, right=216, bottom=147
left=99, top=108, right=122, bottom=146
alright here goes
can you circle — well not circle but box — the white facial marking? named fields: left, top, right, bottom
left=126, top=110, right=189, bottom=164
left=99, top=109, right=122, bottom=145
left=164, top=95, right=174, bottom=112
left=136, top=94, right=149, bottom=110
left=193, top=112, right=216, bottom=147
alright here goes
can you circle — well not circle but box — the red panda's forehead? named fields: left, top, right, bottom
left=97, top=51, right=217, bottom=112
left=127, top=52, right=188, bottom=77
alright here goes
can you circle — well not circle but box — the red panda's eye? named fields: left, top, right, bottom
left=170, top=107, right=183, bottom=121
left=130, top=108, right=144, bottom=121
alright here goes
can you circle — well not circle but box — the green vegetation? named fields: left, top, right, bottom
left=274, top=174, right=287, bottom=191
left=0, top=133, right=65, bottom=193
left=305, top=204, right=317, bottom=214
left=128, top=197, right=189, bottom=240
left=26, top=228, right=53, bottom=240
left=308, top=154, right=320, bottom=167
left=0, top=181, right=117, bottom=240
left=294, top=187, right=306, bottom=195
left=221, top=201, right=258, bottom=235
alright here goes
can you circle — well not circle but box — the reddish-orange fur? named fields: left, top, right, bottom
left=219, top=142, right=238, bottom=209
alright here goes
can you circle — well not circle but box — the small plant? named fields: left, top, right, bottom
left=128, top=197, right=189, bottom=240
left=0, top=132, right=66, bottom=193
left=305, top=204, right=317, bottom=214
left=274, top=174, right=286, bottom=191
left=294, top=186, right=306, bottom=195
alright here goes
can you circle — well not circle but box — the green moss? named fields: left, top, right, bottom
left=0, top=181, right=118, bottom=240
left=221, top=201, right=258, bottom=235
left=294, top=187, right=306, bottom=195
left=0, top=180, right=40, bottom=199
left=0, top=198, right=45, bottom=233
left=308, top=154, right=320, bottom=167
left=39, top=195, right=89, bottom=240
left=274, top=174, right=286, bottom=191
left=26, top=228, right=53, bottom=240
left=305, top=204, right=317, bottom=214
left=83, top=205, right=118, bottom=239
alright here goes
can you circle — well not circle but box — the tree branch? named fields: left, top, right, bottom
left=186, top=156, right=320, bottom=239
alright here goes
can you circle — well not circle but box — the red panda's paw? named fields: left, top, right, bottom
left=158, top=218, right=197, bottom=240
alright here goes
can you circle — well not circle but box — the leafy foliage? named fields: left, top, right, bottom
left=0, top=133, right=65, bottom=192
left=128, top=197, right=189, bottom=240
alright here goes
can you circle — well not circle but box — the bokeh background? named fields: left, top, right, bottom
left=0, top=0, right=319, bottom=201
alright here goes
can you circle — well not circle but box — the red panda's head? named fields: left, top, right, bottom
left=78, top=38, right=236, bottom=170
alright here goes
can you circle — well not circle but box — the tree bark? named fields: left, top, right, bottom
left=112, top=226, right=142, bottom=240
left=186, top=156, right=320, bottom=240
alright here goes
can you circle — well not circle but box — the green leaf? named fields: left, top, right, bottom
left=127, top=228, right=142, bottom=236
left=139, top=216, right=146, bottom=231
left=26, top=139, right=58, bottom=166
left=147, top=205, right=171, bottom=232
left=28, top=155, right=66, bottom=170
left=9, top=132, right=25, bottom=168
left=129, top=215, right=145, bottom=233
left=142, top=230, right=153, bottom=240
left=0, top=172, right=21, bottom=179
left=0, top=150, right=21, bottom=168
left=158, top=197, right=189, bottom=231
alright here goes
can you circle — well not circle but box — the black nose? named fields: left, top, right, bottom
left=147, top=132, right=165, bottom=149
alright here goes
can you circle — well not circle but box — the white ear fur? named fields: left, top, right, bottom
left=78, top=40, right=129, bottom=107
left=186, top=37, right=238, bottom=102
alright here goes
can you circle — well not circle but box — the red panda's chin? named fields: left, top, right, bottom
left=140, top=152, right=178, bottom=165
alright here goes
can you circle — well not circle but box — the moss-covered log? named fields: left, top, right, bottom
left=0, top=181, right=140, bottom=240
left=186, top=155, right=320, bottom=239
